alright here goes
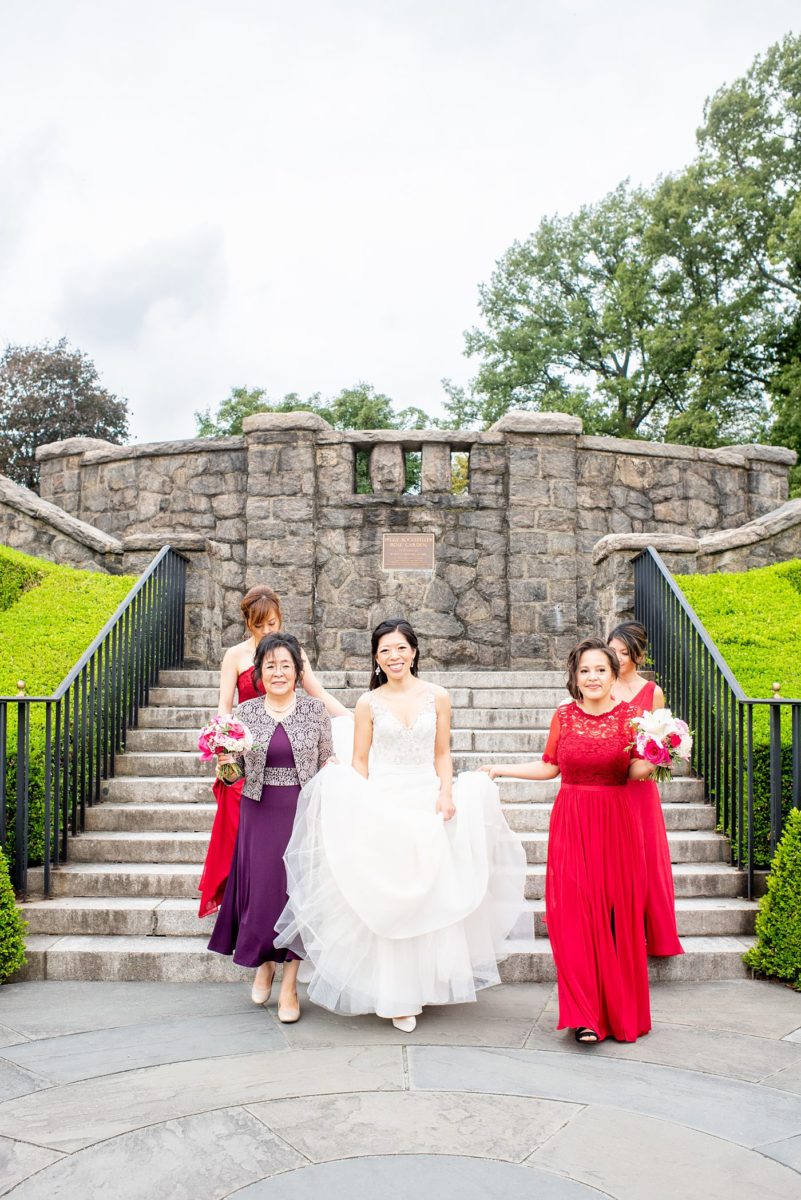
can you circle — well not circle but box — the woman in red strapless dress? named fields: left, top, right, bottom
left=197, top=584, right=348, bottom=923
left=483, top=637, right=653, bottom=1044
left=608, top=622, right=683, bottom=958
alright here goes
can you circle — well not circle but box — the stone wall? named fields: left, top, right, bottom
left=35, top=413, right=797, bottom=669
left=0, top=473, right=124, bottom=573
left=592, top=498, right=801, bottom=630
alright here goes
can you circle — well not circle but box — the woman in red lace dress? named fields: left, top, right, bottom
left=608, top=621, right=683, bottom=958
left=197, top=585, right=347, bottom=932
left=483, top=637, right=654, bottom=1044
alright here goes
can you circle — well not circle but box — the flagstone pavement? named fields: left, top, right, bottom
left=0, top=978, right=800, bottom=1198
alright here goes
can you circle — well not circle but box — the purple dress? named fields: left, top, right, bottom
left=208, top=723, right=302, bottom=966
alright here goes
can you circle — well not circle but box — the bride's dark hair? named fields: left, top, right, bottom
left=370, top=619, right=420, bottom=690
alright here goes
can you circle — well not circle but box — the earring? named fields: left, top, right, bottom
left=374, top=665, right=381, bottom=676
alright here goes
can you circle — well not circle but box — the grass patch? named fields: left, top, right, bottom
left=678, top=560, right=801, bottom=865
left=0, top=544, right=135, bottom=870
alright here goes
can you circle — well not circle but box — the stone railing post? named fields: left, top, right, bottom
left=243, top=411, right=330, bottom=656
left=590, top=534, right=700, bottom=631
left=492, top=411, right=582, bottom=669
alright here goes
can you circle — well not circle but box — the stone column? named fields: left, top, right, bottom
left=243, top=411, right=330, bottom=658
left=421, top=443, right=452, bottom=492
left=729, top=445, right=797, bottom=519
left=492, top=411, right=582, bottom=670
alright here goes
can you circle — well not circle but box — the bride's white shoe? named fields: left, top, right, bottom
left=391, top=1016, right=417, bottom=1032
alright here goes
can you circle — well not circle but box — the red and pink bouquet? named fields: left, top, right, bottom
left=197, top=715, right=254, bottom=783
left=630, top=708, right=693, bottom=783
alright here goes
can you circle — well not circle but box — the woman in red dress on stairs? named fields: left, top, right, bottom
left=483, top=637, right=655, bottom=1044
left=608, top=621, right=683, bottom=958
left=197, top=585, right=347, bottom=924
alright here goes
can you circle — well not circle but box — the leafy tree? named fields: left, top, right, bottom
left=464, top=34, right=801, bottom=452
left=196, top=381, right=430, bottom=437
left=196, top=383, right=432, bottom=492
left=0, top=339, right=129, bottom=491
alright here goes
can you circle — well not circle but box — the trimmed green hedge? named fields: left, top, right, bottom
left=678, top=560, right=801, bottom=866
left=744, top=808, right=801, bottom=986
left=0, top=547, right=45, bottom=613
left=0, top=545, right=135, bottom=869
left=0, top=848, right=26, bottom=981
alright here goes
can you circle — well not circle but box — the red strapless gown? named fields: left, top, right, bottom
left=544, top=701, right=650, bottom=1042
left=197, top=667, right=264, bottom=918
left=627, top=681, right=683, bottom=956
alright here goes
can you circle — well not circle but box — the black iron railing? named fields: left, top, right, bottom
left=0, top=547, right=187, bottom=897
left=634, top=547, right=801, bottom=896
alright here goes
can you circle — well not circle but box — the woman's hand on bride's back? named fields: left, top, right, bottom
left=479, top=764, right=503, bottom=780
left=437, top=795, right=456, bottom=821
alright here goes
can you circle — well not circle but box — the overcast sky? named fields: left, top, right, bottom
left=1, top=1, right=798, bottom=442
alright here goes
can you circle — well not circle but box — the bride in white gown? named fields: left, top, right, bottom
left=275, top=619, right=527, bottom=1031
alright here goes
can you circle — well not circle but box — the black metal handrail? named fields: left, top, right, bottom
left=0, top=547, right=187, bottom=897
left=634, top=547, right=801, bottom=896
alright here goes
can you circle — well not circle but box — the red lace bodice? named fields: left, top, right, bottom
left=543, top=701, right=637, bottom=786
left=236, top=668, right=264, bottom=703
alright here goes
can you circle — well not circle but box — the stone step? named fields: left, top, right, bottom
left=157, top=669, right=567, bottom=690
left=135, top=705, right=561, bottom=732
left=85, top=803, right=218, bottom=832
left=50, top=863, right=202, bottom=899
left=84, top=797, right=715, bottom=835
left=47, top=859, right=746, bottom=903
left=17, top=932, right=752, bottom=984
left=64, top=826, right=728, bottom=868
left=67, top=832, right=211, bottom=864
left=146, top=686, right=569, bottom=710
left=498, top=936, right=753, bottom=984
left=112, top=750, right=538, bottom=778
left=98, top=774, right=707, bottom=805
left=124, top=726, right=549, bottom=754
left=519, top=831, right=728, bottom=865
left=502, top=802, right=716, bottom=834
left=524, top=862, right=746, bottom=900
left=518, top=897, right=757, bottom=939
left=21, top=895, right=757, bottom=942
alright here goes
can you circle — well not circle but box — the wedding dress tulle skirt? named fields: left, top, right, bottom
left=275, top=762, right=527, bottom=1017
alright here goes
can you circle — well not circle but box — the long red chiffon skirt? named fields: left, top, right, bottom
left=546, top=782, right=651, bottom=1042
left=629, top=777, right=683, bottom=957
left=198, top=778, right=242, bottom=918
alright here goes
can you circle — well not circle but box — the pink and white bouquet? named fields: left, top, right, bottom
left=197, top=715, right=254, bottom=783
left=630, top=708, right=693, bottom=783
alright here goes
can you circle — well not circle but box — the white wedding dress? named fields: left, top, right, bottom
left=275, top=687, right=527, bottom=1018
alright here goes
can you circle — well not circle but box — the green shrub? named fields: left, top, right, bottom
left=0, top=544, right=135, bottom=869
left=678, top=560, right=801, bottom=865
left=744, top=808, right=801, bottom=985
left=0, top=547, right=44, bottom=613
left=0, top=847, right=26, bottom=981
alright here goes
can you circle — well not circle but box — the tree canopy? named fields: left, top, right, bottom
left=0, top=339, right=129, bottom=491
left=195, top=382, right=431, bottom=436
left=460, top=32, right=801, bottom=485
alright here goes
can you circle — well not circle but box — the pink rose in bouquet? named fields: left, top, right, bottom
left=197, top=715, right=255, bottom=783
left=630, top=707, right=693, bottom=783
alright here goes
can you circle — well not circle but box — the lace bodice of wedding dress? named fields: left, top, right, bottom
left=368, top=688, right=437, bottom=772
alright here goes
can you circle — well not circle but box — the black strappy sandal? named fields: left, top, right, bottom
left=575, top=1027, right=599, bottom=1044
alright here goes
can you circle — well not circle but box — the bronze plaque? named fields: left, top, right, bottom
left=382, top=532, right=435, bottom=571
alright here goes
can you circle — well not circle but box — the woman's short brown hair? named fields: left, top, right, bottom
left=566, top=636, right=620, bottom=700
left=240, top=585, right=282, bottom=633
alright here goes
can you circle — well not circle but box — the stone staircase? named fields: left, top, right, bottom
left=19, top=669, right=757, bottom=982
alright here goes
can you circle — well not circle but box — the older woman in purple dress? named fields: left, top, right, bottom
left=208, top=633, right=333, bottom=1022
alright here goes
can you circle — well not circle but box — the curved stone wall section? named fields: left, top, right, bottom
left=35, top=414, right=796, bottom=669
